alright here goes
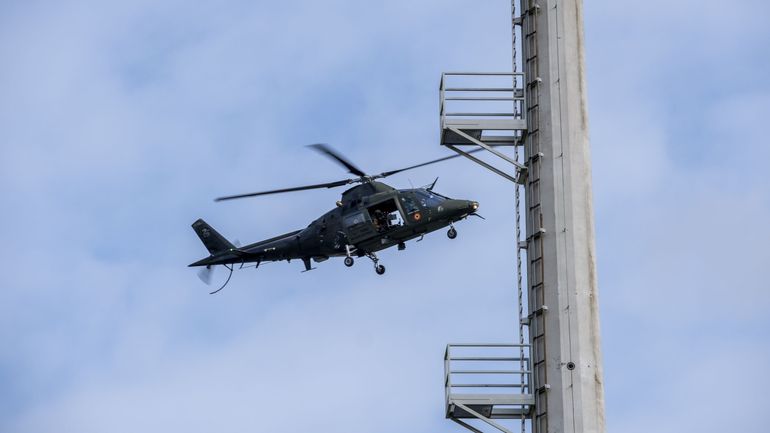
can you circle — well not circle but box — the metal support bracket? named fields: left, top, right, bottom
left=446, top=128, right=528, bottom=185
left=446, top=144, right=518, bottom=183
left=451, top=418, right=485, bottom=433
left=454, top=402, right=513, bottom=433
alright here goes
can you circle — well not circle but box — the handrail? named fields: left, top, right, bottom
left=447, top=343, right=529, bottom=347
left=445, top=87, right=516, bottom=92
left=444, top=343, right=533, bottom=403
left=451, top=370, right=531, bottom=374
left=451, top=357, right=526, bottom=361
left=443, top=72, right=518, bottom=75
left=439, top=72, right=526, bottom=133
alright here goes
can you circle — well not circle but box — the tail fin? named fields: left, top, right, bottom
left=192, top=219, right=235, bottom=255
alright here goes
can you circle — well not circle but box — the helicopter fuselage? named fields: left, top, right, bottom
left=189, top=181, right=479, bottom=271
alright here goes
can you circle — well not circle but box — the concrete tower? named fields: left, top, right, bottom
left=521, top=1, right=606, bottom=431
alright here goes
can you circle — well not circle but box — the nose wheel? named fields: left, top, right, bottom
left=447, top=226, right=458, bottom=239
left=344, top=256, right=354, bottom=267
left=366, top=252, right=386, bottom=275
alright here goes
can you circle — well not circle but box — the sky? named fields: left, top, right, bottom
left=1, top=0, right=769, bottom=432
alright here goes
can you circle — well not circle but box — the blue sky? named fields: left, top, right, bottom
left=1, top=0, right=769, bottom=432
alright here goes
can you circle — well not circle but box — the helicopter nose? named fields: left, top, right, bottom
left=444, top=199, right=479, bottom=216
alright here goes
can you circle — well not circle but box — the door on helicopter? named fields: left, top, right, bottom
left=365, top=198, right=405, bottom=233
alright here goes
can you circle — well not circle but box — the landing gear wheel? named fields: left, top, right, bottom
left=365, top=252, right=385, bottom=275
left=447, top=227, right=457, bottom=239
left=344, top=256, right=354, bottom=267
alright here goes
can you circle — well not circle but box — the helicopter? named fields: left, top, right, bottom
left=189, top=144, right=482, bottom=293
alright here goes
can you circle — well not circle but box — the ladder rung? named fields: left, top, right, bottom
left=451, top=370, right=525, bottom=374
left=451, top=384, right=528, bottom=388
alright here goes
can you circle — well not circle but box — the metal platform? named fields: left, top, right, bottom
left=445, top=344, right=534, bottom=433
left=440, top=72, right=526, bottom=145
left=439, top=72, right=528, bottom=184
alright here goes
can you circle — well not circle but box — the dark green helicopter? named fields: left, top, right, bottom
left=190, top=144, right=481, bottom=293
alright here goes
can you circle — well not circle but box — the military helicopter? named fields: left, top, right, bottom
left=190, top=144, right=481, bottom=293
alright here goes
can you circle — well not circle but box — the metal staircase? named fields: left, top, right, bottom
left=445, top=344, right=534, bottom=433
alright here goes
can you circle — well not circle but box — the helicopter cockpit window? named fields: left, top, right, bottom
left=400, top=195, right=419, bottom=214
left=415, top=189, right=444, bottom=207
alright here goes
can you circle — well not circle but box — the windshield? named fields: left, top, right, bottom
left=400, top=195, right=419, bottom=214
left=414, top=189, right=445, bottom=207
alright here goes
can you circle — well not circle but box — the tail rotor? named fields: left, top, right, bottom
left=197, top=265, right=214, bottom=285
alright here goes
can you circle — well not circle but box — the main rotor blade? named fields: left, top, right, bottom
left=377, top=147, right=485, bottom=178
left=308, top=143, right=367, bottom=177
left=215, top=179, right=353, bottom=202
